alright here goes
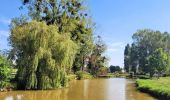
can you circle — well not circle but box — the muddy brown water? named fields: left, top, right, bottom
left=0, top=78, right=156, bottom=100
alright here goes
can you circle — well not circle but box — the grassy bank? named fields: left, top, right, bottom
left=136, top=77, right=170, bottom=99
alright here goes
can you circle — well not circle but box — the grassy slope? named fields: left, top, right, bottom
left=136, top=77, right=170, bottom=99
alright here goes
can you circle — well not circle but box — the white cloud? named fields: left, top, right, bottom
left=107, top=42, right=126, bottom=53
left=0, top=30, right=9, bottom=50
left=107, top=48, right=118, bottom=52
left=0, top=30, right=9, bottom=37
left=0, top=17, right=11, bottom=25
left=105, top=42, right=126, bottom=67
left=110, top=42, right=125, bottom=47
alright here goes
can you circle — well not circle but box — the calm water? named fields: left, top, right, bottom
left=0, top=78, right=155, bottom=100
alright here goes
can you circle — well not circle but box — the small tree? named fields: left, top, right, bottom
left=97, top=67, right=108, bottom=76
left=0, top=55, right=12, bottom=88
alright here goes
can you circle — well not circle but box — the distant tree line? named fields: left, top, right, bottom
left=109, top=65, right=122, bottom=73
left=124, top=29, right=170, bottom=77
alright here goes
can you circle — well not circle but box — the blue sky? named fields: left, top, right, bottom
left=1, top=0, right=170, bottom=67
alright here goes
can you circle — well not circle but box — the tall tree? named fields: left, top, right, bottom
left=9, top=21, right=78, bottom=89
left=21, top=0, right=94, bottom=73
left=89, top=36, right=107, bottom=75
left=132, top=29, right=166, bottom=73
left=126, top=29, right=170, bottom=74
left=124, top=44, right=131, bottom=72
left=130, top=43, right=138, bottom=73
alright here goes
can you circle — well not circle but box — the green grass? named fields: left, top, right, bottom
left=136, top=77, right=170, bottom=99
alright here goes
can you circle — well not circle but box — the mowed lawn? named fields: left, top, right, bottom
left=136, top=77, right=170, bottom=99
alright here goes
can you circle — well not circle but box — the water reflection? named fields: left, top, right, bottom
left=0, top=78, right=155, bottom=100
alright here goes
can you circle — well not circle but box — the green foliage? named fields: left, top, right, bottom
left=0, top=55, right=12, bottom=88
left=148, top=48, right=170, bottom=77
left=67, top=74, right=77, bottom=81
left=21, top=0, right=95, bottom=73
left=124, top=44, right=131, bottom=72
left=9, top=21, right=78, bottom=89
left=110, top=65, right=122, bottom=73
left=89, top=36, right=108, bottom=75
left=75, top=71, right=93, bottom=80
left=125, top=29, right=170, bottom=74
left=136, top=77, right=170, bottom=99
left=130, top=43, right=138, bottom=73
left=97, top=67, right=108, bottom=76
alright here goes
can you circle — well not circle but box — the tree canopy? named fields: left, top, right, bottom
left=124, top=29, right=170, bottom=76
left=10, top=21, right=78, bottom=89
left=148, top=48, right=170, bottom=77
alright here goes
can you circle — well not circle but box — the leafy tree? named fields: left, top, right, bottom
left=9, top=21, right=78, bottom=89
left=97, top=67, right=108, bottom=75
left=148, top=48, right=170, bottom=77
left=110, top=65, right=122, bottom=73
left=89, top=36, right=107, bottom=75
left=124, top=44, right=131, bottom=72
left=21, top=0, right=94, bottom=73
left=130, top=43, right=138, bottom=74
left=0, top=54, right=12, bottom=88
left=131, top=29, right=170, bottom=73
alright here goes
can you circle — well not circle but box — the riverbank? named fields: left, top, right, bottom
left=136, top=77, right=170, bottom=99
left=1, top=71, right=128, bottom=92
left=98, top=73, right=129, bottom=78
left=0, top=78, right=155, bottom=100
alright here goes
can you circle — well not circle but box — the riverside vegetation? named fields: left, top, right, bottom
left=136, top=77, right=170, bottom=99
left=1, top=1, right=170, bottom=99
left=0, top=0, right=108, bottom=91
left=124, top=30, right=170, bottom=99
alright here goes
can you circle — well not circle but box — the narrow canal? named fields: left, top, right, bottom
left=0, top=78, right=155, bottom=100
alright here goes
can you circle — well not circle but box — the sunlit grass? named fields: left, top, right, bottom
left=136, top=77, right=170, bottom=99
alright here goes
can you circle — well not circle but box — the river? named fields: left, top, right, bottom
left=0, top=78, right=155, bottom=100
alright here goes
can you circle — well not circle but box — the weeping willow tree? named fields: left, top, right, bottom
left=9, top=21, right=78, bottom=90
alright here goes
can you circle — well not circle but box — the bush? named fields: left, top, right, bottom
left=0, top=55, right=12, bottom=88
left=67, top=74, right=77, bottom=81
left=97, top=67, right=108, bottom=76
left=76, top=71, right=93, bottom=80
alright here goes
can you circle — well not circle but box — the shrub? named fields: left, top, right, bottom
left=67, top=74, right=77, bottom=81
left=76, top=71, right=93, bottom=80
left=97, top=67, right=108, bottom=75
left=0, top=55, right=12, bottom=88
